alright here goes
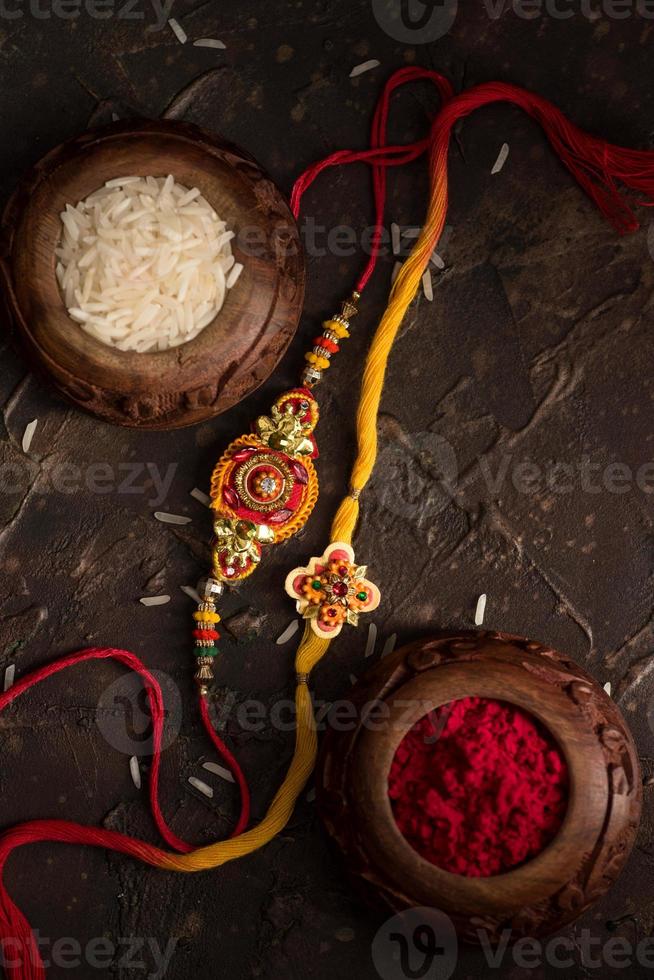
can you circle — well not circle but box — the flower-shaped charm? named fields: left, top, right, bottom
left=284, top=541, right=380, bottom=639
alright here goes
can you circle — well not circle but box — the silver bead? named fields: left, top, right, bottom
left=301, top=365, right=322, bottom=386
left=197, top=577, right=225, bottom=598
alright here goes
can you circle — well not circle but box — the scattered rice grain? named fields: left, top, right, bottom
left=391, top=222, right=400, bottom=256
left=422, top=270, right=433, bottom=301
left=193, top=38, right=226, bottom=49
left=3, top=665, right=15, bottom=693
left=349, top=59, right=380, bottom=78
left=491, top=142, right=510, bottom=174
left=364, top=622, right=378, bottom=659
left=139, top=595, right=171, bottom=606
left=190, top=487, right=211, bottom=507
left=188, top=776, right=214, bottom=798
left=22, top=419, right=38, bottom=453
left=381, top=633, right=397, bottom=659
left=129, top=756, right=142, bottom=789
left=474, top=593, right=487, bottom=626
left=276, top=619, right=300, bottom=645
left=154, top=512, right=192, bottom=525
left=168, top=17, right=187, bottom=44
left=202, top=761, right=234, bottom=783
left=180, top=585, right=202, bottom=603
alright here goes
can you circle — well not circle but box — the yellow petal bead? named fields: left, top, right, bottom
left=193, top=611, right=220, bottom=623
left=315, top=355, right=330, bottom=370
left=331, top=323, right=350, bottom=339
left=305, top=351, right=318, bottom=364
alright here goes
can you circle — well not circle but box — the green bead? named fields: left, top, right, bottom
left=357, top=591, right=367, bottom=601
left=312, top=579, right=322, bottom=590
left=195, top=646, right=219, bottom=658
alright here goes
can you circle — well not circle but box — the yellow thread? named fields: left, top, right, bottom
left=155, top=149, right=447, bottom=871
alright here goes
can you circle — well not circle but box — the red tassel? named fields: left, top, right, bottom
left=430, top=81, right=654, bottom=235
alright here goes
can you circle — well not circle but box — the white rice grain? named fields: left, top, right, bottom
left=381, top=633, right=397, bottom=659
left=202, top=762, right=234, bottom=783
left=180, top=585, right=202, bottom=604
left=225, top=262, right=243, bottom=289
left=422, top=270, right=434, bottom=301
left=391, top=222, right=400, bottom=256
left=168, top=18, right=187, bottom=44
left=276, top=619, right=300, bottom=645
left=154, top=512, right=192, bottom=525
left=188, top=776, right=214, bottom=798
left=194, top=38, right=226, bottom=49
left=349, top=59, right=380, bottom=78
left=3, top=665, right=15, bottom=693
left=129, top=756, right=142, bottom=789
left=139, top=595, right=171, bottom=606
left=190, top=487, right=211, bottom=506
left=491, top=143, right=510, bottom=174
left=364, top=623, right=378, bottom=659
left=475, top=593, right=487, bottom=626
left=22, top=419, right=38, bottom=453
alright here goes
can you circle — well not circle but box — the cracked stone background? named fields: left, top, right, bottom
left=1, top=1, right=654, bottom=978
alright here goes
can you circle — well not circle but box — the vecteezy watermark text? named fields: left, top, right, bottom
left=372, top=908, right=654, bottom=980
left=0, top=0, right=174, bottom=27
left=0, top=933, right=178, bottom=977
left=372, top=0, right=654, bottom=45
left=0, top=459, right=177, bottom=506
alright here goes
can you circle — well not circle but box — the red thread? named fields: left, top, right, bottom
left=0, top=648, right=250, bottom=980
left=388, top=697, right=569, bottom=877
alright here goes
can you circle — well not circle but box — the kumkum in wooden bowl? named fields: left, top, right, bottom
left=0, top=119, right=304, bottom=429
left=316, top=630, right=642, bottom=943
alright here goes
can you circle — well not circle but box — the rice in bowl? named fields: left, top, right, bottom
left=56, top=175, right=243, bottom=353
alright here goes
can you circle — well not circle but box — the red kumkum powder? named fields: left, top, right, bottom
left=388, top=697, right=569, bottom=877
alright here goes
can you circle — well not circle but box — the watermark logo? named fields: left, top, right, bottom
left=96, top=670, right=182, bottom=756
left=372, top=0, right=459, bottom=43
left=372, top=908, right=458, bottom=980
left=0, top=0, right=175, bottom=28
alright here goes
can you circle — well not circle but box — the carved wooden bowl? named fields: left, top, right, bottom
left=316, top=630, right=642, bottom=943
left=0, top=119, right=304, bottom=428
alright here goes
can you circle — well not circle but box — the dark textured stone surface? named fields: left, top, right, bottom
left=0, top=2, right=653, bottom=978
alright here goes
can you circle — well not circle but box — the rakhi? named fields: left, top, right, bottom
left=3, top=68, right=654, bottom=980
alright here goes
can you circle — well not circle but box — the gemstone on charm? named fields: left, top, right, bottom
left=338, top=565, right=348, bottom=576
left=332, top=581, right=348, bottom=597
left=312, top=579, right=322, bottom=590
left=357, top=591, right=368, bottom=601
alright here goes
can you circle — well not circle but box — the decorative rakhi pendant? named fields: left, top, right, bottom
left=190, top=291, right=360, bottom=692
left=209, top=388, right=320, bottom=581
left=285, top=541, right=380, bottom=639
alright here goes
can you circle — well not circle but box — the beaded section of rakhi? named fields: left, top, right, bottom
left=301, top=291, right=359, bottom=387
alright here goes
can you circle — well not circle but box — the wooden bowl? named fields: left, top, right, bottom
left=316, top=630, right=642, bottom=943
left=0, top=119, right=304, bottom=429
